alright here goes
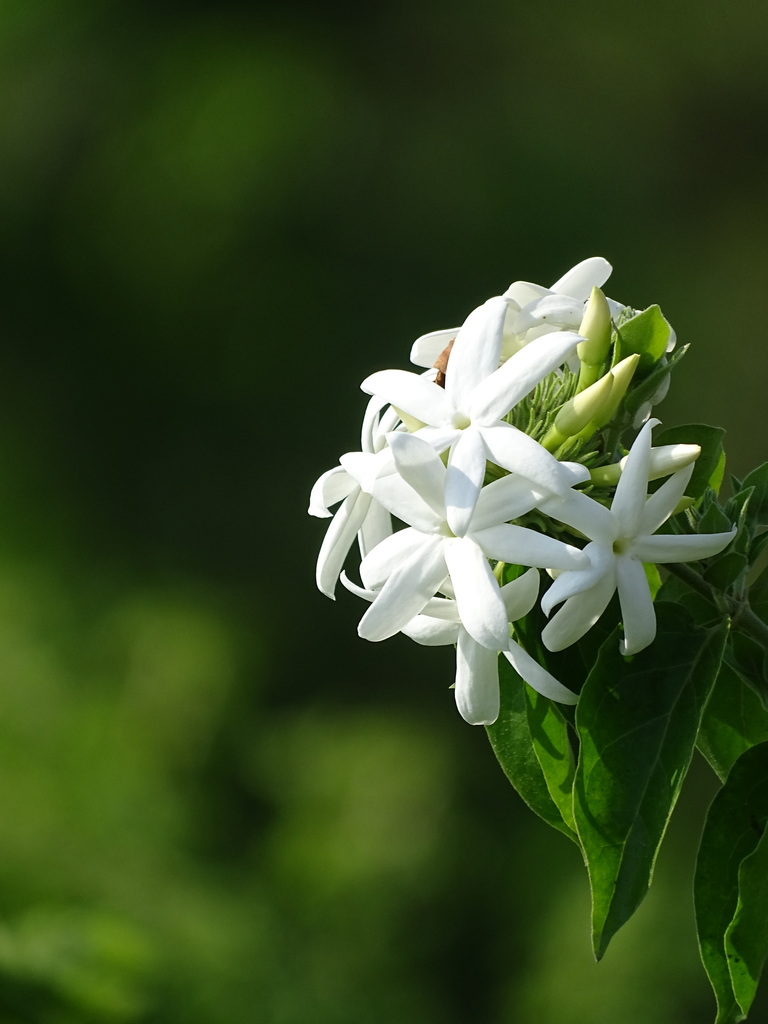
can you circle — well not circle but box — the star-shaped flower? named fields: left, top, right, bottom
left=538, top=419, right=736, bottom=655
left=362, top=296, right=587, bottom=537
left=352, top=431, right=587, bottom=650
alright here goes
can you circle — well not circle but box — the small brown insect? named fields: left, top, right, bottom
left=433, top=339, right=455, bottom=389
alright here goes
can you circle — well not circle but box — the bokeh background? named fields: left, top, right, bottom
left=0, top=1, right=766, bottom=1021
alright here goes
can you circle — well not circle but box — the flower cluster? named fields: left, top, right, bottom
left=309, top=259, right=735, bottom=725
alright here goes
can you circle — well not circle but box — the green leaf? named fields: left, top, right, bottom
left=726, top=826, right=768, bottom=1019
left=574, top=604, right=728, bottom=959
left=698, top=662, right=768, bottom=782
left=614, top=304, right=672, bottom=369
left=695, top=742, right=768, bottom=1024
left=704, top=551, right=749, bottom=591
left=655, top=424, right=727, bottom=501
left=526, top=687, right=577, bottom=834
left=486, top=656, right=578, bottom=843
left=740, top=464, right=768, bottom=528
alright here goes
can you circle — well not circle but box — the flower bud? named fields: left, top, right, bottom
left=589, top=353, right=640, bottom=429
left=590, top=443, right=701, bottom=487
left=576, top=287, right=612, bottom=391
left=541, top=371, right=614, bottom=451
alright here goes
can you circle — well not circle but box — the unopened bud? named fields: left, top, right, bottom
left=590, top=353, right=640, bottom=429
left=576, top=287, right=612, bottom=391
left=541, top=371, right=614, bottom=452
left=590, top=443, right=701, bottom=487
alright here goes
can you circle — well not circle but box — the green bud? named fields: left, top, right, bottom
left=541, top=371, right=614, bottom=452
left=590, top=353, right=641, bottom=429
left=576, top=287, right=612, bottom=391
left=590, top=442, right=702, bottom=487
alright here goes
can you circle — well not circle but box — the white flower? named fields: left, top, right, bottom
left=351, top=431, right=587, bottom=650
left=308, top=396, right=399, bottom=598
left=362, top=296, right=587, bottom=537
left=409, top=257, right=620, bottom=368
left=538, top=419, right=736, bottom=655
left=343, top=568, right=577, bottom=725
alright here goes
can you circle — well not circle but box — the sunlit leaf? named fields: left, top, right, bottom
left=487, top=656, right=578, bottom=843
left=574, top=604, right=728, bottom=959
left=614, top=304, right=671, bottom=369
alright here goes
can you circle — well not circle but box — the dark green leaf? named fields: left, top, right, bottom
left=574, top=604, right=728, bottom=959
left=704, top=552, right=749, bottom=591
left=740, top=464, right=768, bottom=528
left=614, top=304, right=672, bottom=369
left=725, top=824, right=768, bottom=1018
left=655, top=424, right=727, bottom=501
left=698, top=662, right=768, bottom=782
left=727, top=633, right=768, bottom=710
left=695, top=742, right=768, bottom=1023
left=486, top=656, right=578, bottom=843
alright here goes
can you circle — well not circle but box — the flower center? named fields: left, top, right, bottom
left=451, top=411, right=471, bottom=430
left=612, top=537, right=630, bottom=556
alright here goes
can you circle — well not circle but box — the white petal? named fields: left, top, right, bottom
left=541, top=541, right=613, bottom=615
left=316, top=490, right=370, bottom=598
left=632, top=528, right=736, bottom=564
left=538, top=489, right=616, bottom=541
left=503, top=642, right=578, bottom=705
left=472, top=473, right=543, bottom=532
left=360, top=527, right=427, bottom=589
left=471, top=331, right=582, bottom=424
left=454, top=630, right=500, bottom=725
left=358, top=536, right=448, bottom=641
left=612, top=418, right=658, bottom=537
left=443, top=536, right=510, bottom=649
left=541, top=570, right=617, bottom=651
left=410, top=328, right=459, bottom=369
left=550, top=256, right=612, bottom=300
left=514, top=294, right=584, bottom=334
left=387, top=432, right=447, bottom=519
left=361, top=369, right=450, bottom=427
left=479, top=423, right=576, bottom=495
left=445, top=428, right=487, bottom=537
left=500, top=567, right=540, bottom=621
left=475, top=523, right=588, bottom=570
left=403, top=615, right=460, bottom=647
left=371, top=472, right=441, bottom=533
left=357, top=501, right=393, bottom=557
left=616, top=556, right=656, bottom=655
left=341, top=572, right=459, bottom=645
left=503, top=280, right=548, bottom=306
left=360, top=393, right=391, bottom=453
left=445, top=297, right=507, bottom=410
left=638, top=462, right=694, bottom=537
left=411, top=423, right=462, bottom=454
left=339, top=448, right=393, bottom=493
left=308, top=465, right=356, bottom=517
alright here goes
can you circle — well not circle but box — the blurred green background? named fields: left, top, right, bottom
left=0, top=1, right=766, bottom=1021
